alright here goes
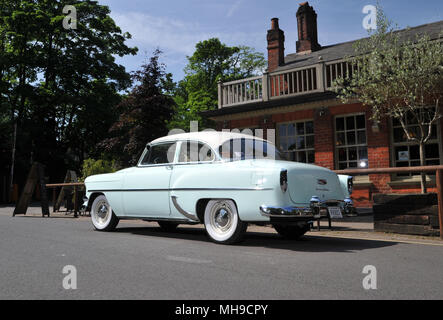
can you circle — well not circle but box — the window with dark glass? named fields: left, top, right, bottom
left=178, top=141, right=214, bottom=163
left=140, top=142, right=176, bottom=165
left=392, top=114, right=440, bottom=176
left=277, top=120, right=315, bottom=163
left=219, top=139, right=285, bottom=161
left=335, top=114, right=368, bottom=169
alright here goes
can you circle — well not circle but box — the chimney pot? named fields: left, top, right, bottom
left=296, top=2, right=321, bottom=54
left=271, top=18, right=279, bottom=30
left=266, top=18, right=285, bottom=72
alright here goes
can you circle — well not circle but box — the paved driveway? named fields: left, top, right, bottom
left=1, top=206, right=443, bottom=299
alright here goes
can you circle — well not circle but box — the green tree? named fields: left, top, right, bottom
left=169, top=38, right=265, bottom=130
left=334, top=8, right=443, bottom=193
left=0, top=0, right=137, bottom=193
left=80, top=158, right=119, bottom=182
left=99, top=49, right=176, bottom=166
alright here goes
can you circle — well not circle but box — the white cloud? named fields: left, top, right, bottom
left=112, top=11, right=265, bottom=56
left=112, top=12, right=203, bottom=56
left=110, top=10, right=266, bottom=80
left=227, top=0, right=244, bottom=18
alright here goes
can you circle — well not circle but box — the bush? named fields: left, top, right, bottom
left=80, top=158, right=119, bottom=182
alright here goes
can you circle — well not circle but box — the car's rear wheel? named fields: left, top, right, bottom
left=158, top=221, right=179, bottom=232
left=204, top=199, right=247, bottom=244
left=90, top=195, right=119, bottom=231
left=273, top=224, right=310, bottom=240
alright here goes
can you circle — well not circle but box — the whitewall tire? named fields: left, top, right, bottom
left=204, top=199, right=247, bottom=244
left=90, top=195, right=119, bottom=231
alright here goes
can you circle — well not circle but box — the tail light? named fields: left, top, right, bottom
left=280, top=169, right=288, bottom=193
left=347, top=176, right=354, bottom=195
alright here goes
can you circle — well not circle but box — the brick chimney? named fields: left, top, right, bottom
left=267, top=18, right=285, bottom=72
left=296, top=2, right=320, bottom=54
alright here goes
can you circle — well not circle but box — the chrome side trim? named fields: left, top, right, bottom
left=171, top=196, right=200, bottom=222
left=88, top=187, right=273, bottom=192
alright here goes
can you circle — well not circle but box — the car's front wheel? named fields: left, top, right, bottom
left=204, top=199, right=247, bottom=244
left=273, top=224, right=310, bottom=240
left=90, top=195, right=119, bottom=231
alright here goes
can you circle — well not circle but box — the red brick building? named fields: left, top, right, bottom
left=204, top=2, right=443, bottom=207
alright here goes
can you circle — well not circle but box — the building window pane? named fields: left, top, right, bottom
left=335, top=114, right=368, bottom=169
left=393, top=127, right=405, bottom=143
left=337, top=132, right=345, bottom=146
left=306, top=135, right=314, bottom=148
left=296, top=136, right=305, bottom=150
left=346, top=131, right=356, bottom=145
left=278, top=120, right=315, bottom=164
left=339, top=162, right=347, bottom=170
left=426, top=143, right=439, bottom=159
left=356, top=115, right=366, bottom=129
left=287, top=123, right=295, bottom=136
left=296, top=122, right=304, bottom=135
left=306, top=121, right=314, bottom=134
left=336, top=118, right=345, bottom=131
left=357, top=130, right=366, bottom=144
left=358, top=147, right=368, bottom=160
left=307, top=150, right=315, bottom=163
left=278, top=124, right=287, bottom=136
left=348, top=147, right=357, bottom=161
left=346, top=116, right=355, bottom=130
left=338, top=148, right=347, bottom=162
left=288, top=137, right=296, bottom=151
left=391, top=112, right=440, bottom=176
left=409, top=145, right=419, bottom=160
left=297, top=151, right=306, bottom=163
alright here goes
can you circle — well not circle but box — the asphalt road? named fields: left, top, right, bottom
left=1, top=211, right=443, bottom=300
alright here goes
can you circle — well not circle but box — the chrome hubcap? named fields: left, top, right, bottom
left=210, top=203, right=233, bottom=234
left=215, top=208, right=229, bottom=228
left=94, top=200, right=109, bottom=225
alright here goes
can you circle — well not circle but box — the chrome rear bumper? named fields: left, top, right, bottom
left=259, top=205, right=320, bottom=218
left=259, top=197, right=354, bottom=218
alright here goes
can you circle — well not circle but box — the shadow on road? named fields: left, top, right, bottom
left=114, top=225, right=396, bottom=253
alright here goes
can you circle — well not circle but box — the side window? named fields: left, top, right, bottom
left=218, top=139, right=285, bottom=161
left=178, top=141, right=215, bottom=163
left=140, top=143, right=176, bottom=165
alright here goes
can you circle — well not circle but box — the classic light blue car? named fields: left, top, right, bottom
left=84, top=131, right=354, bottom=244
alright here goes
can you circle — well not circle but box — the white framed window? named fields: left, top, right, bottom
left=391, top=114, right=441, bottom=177
left=178, top=141, right=215, bottom=163
left=335, top=114, right=368, bottom=170
left=139, top=142, right=177, bottom=165
left=277, top=120, right=315, bottom=163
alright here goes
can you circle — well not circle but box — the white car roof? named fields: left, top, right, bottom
left=150, top=131, right=268, bottom=150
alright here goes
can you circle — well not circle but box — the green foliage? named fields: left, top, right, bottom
left=169, top=89, right=215, bottom=130
left=334, top=6, right=443, bottom=192
left=334, top=7, right=443, bottom=140
left=0, top=0, right=137, bottom=184
left=80, top=158, right=119, bottom=182
left=168, top=38, right=265, bottom=131
left=99, top=49, right=176, bottom=166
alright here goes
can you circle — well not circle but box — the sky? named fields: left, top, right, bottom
left=98, top=0, right=443, bottom=82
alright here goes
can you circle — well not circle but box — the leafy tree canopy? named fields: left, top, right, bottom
left=334, top=7, right=443, bottom=192
left=168, top=38, right=266, bottom=130
left=99, top=49, right=176, bottom=167
left=0, top=0, right=137, bottom=184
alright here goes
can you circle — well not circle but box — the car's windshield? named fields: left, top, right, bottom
left=139, top=142, right=176, bottom=165
left=218, top=138, right=286, bottom=161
